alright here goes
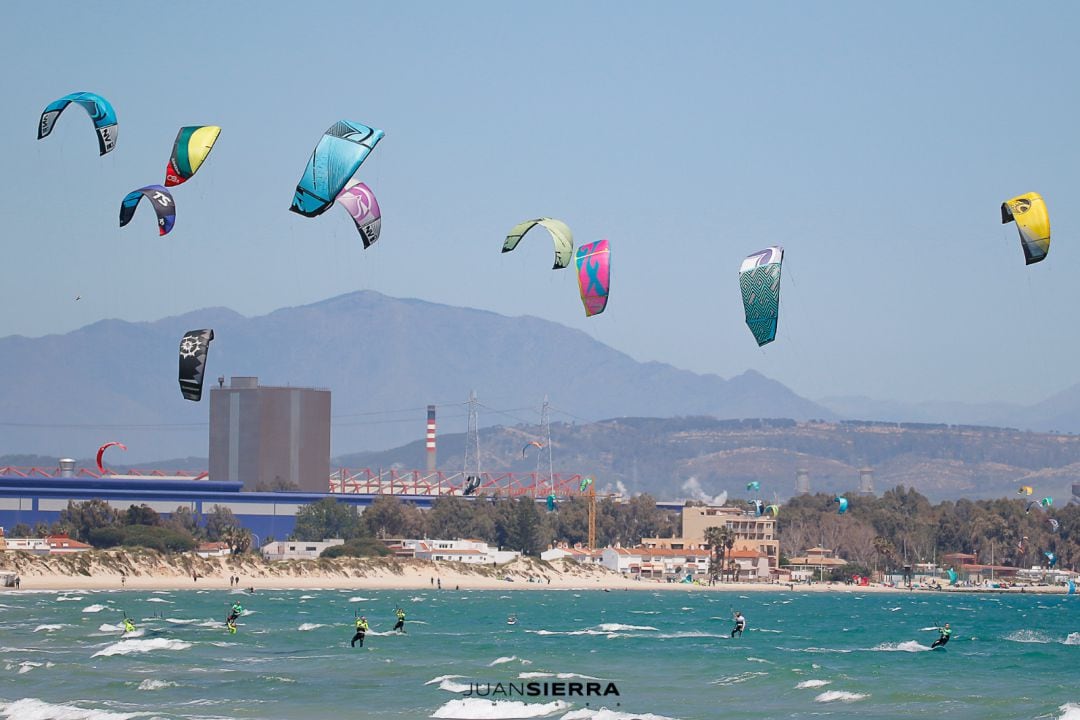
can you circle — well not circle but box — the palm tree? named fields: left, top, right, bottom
left=704, top=525, right=733, bottom=583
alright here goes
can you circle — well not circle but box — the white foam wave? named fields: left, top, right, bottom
left=98, top=624, right=123, bottom=632
left=1005, top=630, right=1053, bottom=644
left=711, top=671, right=767, bottom=686
left=298, top=623, right=327, bottom=631
left=1058, top=703, right=1080, bottom=720
left=869, top=641, right=930, bottom=653
left=164, top=618, right=198, bottom=625
left=145, top=598, right=172, bottom=604
left=439, top=679, right=472, bottom=693
left=426, top=675, right=467, bottom=685
left=16, top=661, right=53, bottom=674
left=628, top=610, right=661, bottom=615
left=0, top=697, right=149, bottom=719
left=33, top=624, right=65, bottom=633
left=778, top=646, right=853, bottom=654
left=82, top=604, right=107, bottom=613
left=561, top=709, right=679, bottom=720
left=746, top=657, right=772, bottom=664
left=1065, top=633, right=1080, bottom=646
left=299, top=595, right=316, bottom=599
left=56, top=595, right=84, bottom=601
left=595, top=623, right=657, bottom=632
left=137, top=679, right=176, bottom=690
left=92, top=637, right=192, bottom=658
left=517, top=672, right=602, bottom=680
left=796, top=679, right=831, bottom=689
left=489, top=655, right=531, bottom=666
left=262, top=676, right=296, bottom=683
left=348, top=597, right=374, bottom=602
left=432, top=698, right=569, bottom=718
left=815, top=690, right=868, bottom=703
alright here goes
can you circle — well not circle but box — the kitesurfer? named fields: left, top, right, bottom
left=931, top=623, right=952, bottom=649
left=731, top=611, right=746, bottom=638
left=122, top=617, right=136, bottom=634
left=393, top=607, right=406, bottom=633
left=227, top=601, right=243, bottom=622
left=352, top=616, right=369, bottom=647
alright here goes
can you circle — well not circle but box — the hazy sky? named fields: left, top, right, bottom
left=3, top=1, right=1080, bottom=408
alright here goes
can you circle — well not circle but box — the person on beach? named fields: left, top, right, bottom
left=393, top=607, right=406, bottom=633
left=352, top=616, right=369, bottom=647
left=731, top=611, right=746, bottom=638
left=931, top=623, right=952, bottom=649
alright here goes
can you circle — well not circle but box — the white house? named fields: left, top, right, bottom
left=403, top=538, right=520, bottom=565
left=196, top=542, right=231, bottom=558
left=541, top=544, right=603, bottom=565
left=261, top=539, right=344, bottom=561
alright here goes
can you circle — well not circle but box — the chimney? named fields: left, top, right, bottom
left=58, top=458, right=76, bottom=478
left=426, top=405, right=437, bottom=472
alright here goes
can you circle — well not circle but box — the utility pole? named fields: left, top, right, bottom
left=463, top=391, right=480, bottom=484
left=588, top=481, right=597, bottom=551
left=540, top=395, right=553, bottom=498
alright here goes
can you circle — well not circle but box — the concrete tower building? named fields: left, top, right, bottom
left=795, top=468, right=810, bottom=495
left=209, top=377, right=330, bottom=492
left=858, top=467, right=875, bottom=496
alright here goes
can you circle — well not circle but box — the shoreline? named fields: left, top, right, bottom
left=1, top=550, right=1071, bottom=595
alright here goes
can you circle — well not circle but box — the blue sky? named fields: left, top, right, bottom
left=3, top=1, right=1080, bottom=408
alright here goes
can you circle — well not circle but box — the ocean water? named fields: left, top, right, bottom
left=0, top=587, right=1077, bottom=719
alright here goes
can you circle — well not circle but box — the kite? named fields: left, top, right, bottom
left=1001, top=192, right=1051, bottom=265
left=96, top=441, right=127, bottom=474
left=579, top=476, right=593, bottom=493
left=463, top=476, right=482, bottom=496
left=38, top=92, right=117, bottom=155
left=739, top=246, right=784, bottom=346
left=1041, top=497, right=1054, bottom=508
left=575, top=239, right=610, bottom=317
left=1048, top=518, right=1060, bottom=533
left=522, top=441, right=543, bottom=459
left=1017, top=485, right=1033, bottom=495
left=947, top=568, right=958, bottom=586
left=546, top=494, right=556, bottom=511
left=764, top=504, right=779, bottom=517
left=165, top=125, right=221, bottom=186
left=290, top=120, right=384, bottom=217
left=746, top=482, right=760, bottom=491
left=502, top=218, right=574, bottom=269
left=335, top=181, right=382, bottom=248
left=834, top=496, right=848, bottom=514
left=749, top=500, right=765, bottom=517
left=1044, top=551, right=1057, bottom=569
left=119, top=185, right=176, bottom=236
left=178, top=329, right=214, bottom=402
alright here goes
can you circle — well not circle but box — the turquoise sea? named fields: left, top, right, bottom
left=0, top=587, right=1077, bottom=720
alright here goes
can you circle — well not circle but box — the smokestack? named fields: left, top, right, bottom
left=796, top=468, right=810, bottom=495
left=859, top=467, right=875, bottom=496
left=426, top=405, right=437, bottom=472
left=58, top=458, right=76, bottom=478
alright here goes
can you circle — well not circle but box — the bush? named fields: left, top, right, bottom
left=320, top=539, right=391, bottom=558
left=90, top=525, right=197, bottom=553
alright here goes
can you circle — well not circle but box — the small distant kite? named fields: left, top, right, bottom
left=96, top=441, right=127, bottom=474
left=165, top=125, right=221, bottom=186
left=575, top=239, right=610, bottom=317
left=178, top=329, right=214, bottom=402
left=502, top=218, right=574, bottom=269
left=579, top=476, right=593, bottom=493
left=522, top=441, right=544, bottom=459
left=120, top=185, right=176, bottom=235
left=1017, top=485, right=1033, bottom=496
left=38, top=91, right=117, bottom=155
left=746, top=482, right=760, bottom=492
left=834, top=496, right=848, bottom=514
left=1002, top=192, right=1050, bottom=265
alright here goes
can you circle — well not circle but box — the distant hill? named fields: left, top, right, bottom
left=0, top=291, right=833, bottom=462
left=335, top=417, right=1080, bottom=503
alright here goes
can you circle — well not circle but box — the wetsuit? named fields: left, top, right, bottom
left=351, top=618, right=369, bottom=647
left=731, top=614, right=746, bottom=638
left=393, top=609, right=406, bottom=633
left=122, top=620, right=136, bottom=633
left=931, top=626, right=952, bottom=649
left=227, top=603, right=243, bottom=623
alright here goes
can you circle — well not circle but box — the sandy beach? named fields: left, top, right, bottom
left=0, top=549, right=1068, bottom=595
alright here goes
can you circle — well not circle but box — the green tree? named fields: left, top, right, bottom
left=204, top=505, right=241, bottom=542
left=57, top=499, right=118, bottom=541
left=10, top=523, right=31, bottom=537
left=362, top=496, right=427, bottom=539
left=166, top=506, right=201, bottom=538
left=124, top=504, right=161, bottom=526
left=292, top=498, right=363, bottom=541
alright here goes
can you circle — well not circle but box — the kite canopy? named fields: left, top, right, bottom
left=38, top=92, right=117, bottom=155
left=178, top=329, right=214, bottom=402
left=546, top=494, right=556, bottom=511
left=834, top=496, right=849, bottom=514
left=335, top=181, right=382, bottom=248
left=96, top=442, right=127, bottom=474
left=764, top=504, right=779, bottom=517
left=575, top=239, right=610, bottom=317
left=746, top=481, right=760, bottom=491
left=579, top=476, right=593, bottom=493
left=947, top=568, right=958, bottom=585
left=119, top=185, right=176, bottom=236
left=463, top=476, right=482, bottom=496
left=739, top=246, right=784, bottom=346
left=165, top=125, right=221, bottom=186
left=502, top=218, right=574, bottom=269
left=1001, top=192, right=1050, bottom=265
left=1017, top=485, right=1033, bottom=495
left=522, top=441, right=543, bottom=459
left=290, top=120, right=384, bottom=218
left=1044, top=551, right=1057, bottom=568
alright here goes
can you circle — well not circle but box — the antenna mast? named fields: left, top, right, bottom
left=463, top=390, right=480, bottom=482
